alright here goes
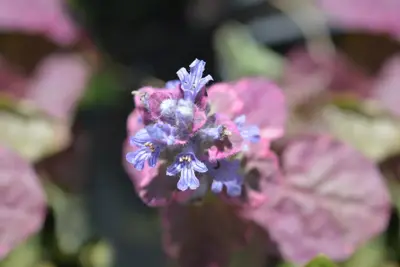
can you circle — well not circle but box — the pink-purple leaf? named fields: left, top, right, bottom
left=0, top=145, right=46, bottom=258
left=282, top=48, right=373, bottom=105
left=25, top=53, right=91, bottom=121
left=372, top=55, right=400, bottom=117
left=0, top=56, right=27, bottom=98
left=207, top=114, right=244, bottom=162
left=317, top=0, right=400, bottom=39
left=0, top=53, right=91, bottom=122
left=207, top=78, right=286, bottom=156
left=0, top=0, right=79, bottom=45
left=246, top=134, right=390, bottom=264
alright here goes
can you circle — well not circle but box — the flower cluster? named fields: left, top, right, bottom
left=126, top=59, right=260, bottom=196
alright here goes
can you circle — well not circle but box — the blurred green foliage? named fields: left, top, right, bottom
left=79, top=68, right=122, bottom=108
left=305, top=255, right=337, bottom=267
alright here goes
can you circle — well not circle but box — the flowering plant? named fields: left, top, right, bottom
left=124, top=59, right=390, bottom=266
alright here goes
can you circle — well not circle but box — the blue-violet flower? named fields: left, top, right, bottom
left=126, top=58, right=261, bottom=197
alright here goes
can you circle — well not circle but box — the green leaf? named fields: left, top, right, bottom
left=304, top=255, right=337, bottom=267
left=44, top=181, right=90, bottom=256
left=0, top=236, right=41, bottom=267
left=0, top=94, right=70, bottom=161
left=79, top=240, right=114, bottom=267
left=321, top=106, right=400, bottom=161
left=214, top=22, right=285, bottom=81
left=341, top=236, right=386, bottom=267
left=79, top=69, right=121, bottom=108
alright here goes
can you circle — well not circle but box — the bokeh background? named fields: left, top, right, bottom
left=1, top=0, right=400, bottom=267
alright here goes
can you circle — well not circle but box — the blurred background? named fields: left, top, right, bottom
left=1, top=0, right=400, bottom=266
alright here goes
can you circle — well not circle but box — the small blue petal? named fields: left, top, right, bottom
left=225, top=181, right=242, bottom=197
left=234, top=115, right=261, bottom=144
left=166, top=161, right=183, bottom=176
left=147, top=147, right=161, bottom=167
left=146, top=123, right=176, bottom=145
left=189, top=59, right=206, bottom=86
left=176, top=59, right=213, bottom=102
left=178, top=167, right=200, bottom=191
left=191, top=158, right=208, bottom=173
left=240, top=125, right=261, bottom=143
left=165, top=80, right=180, bottom=89
left=207, top=159, right=243, bottom=197
left=126, top=148, right=151, bottom=171
left=176, top=68, right=190, bottom=86
left=167, top=151, right=205, bottom=191
left=177, top=176, right=189, bottom=191
left=211, top=180, right=223, bottom=193
left=234, top=115, right=246, bottom=127
left=130, top=128, right=152, bottom=146
left=200, top=125, right=222, bottom=140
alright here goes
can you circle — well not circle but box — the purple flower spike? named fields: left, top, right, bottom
left=125, top=59, right=286, bottom=201
left=166, top=148, right=208, bottom=191
left=176, top=59, right=213, bottom=102
left=208, top=159, right=243, bottom=197
left=234, top=115, right=261, bottom=143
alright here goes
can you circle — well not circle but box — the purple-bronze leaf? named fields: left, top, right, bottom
left=207, top=82, right=244, bottom=116
left=318, top=0, right=400, bottom=39
left=372, top=55, right=400, bottom=118
left=0, top=56, right=27, bottom=98
left=0, top=0, right=79, bottom=45
left=282, top=48, right=373, bottom=106
left=0, top=145, right=46, bottom=258
left=207, top=114, right=244, bottom=162
left=25, top=53, right=91, bottom=121
left=161, top=198, right=251, bottom=267
left=246, top=134, right=391, bottom=264
left=207, top=78, right=286, bottom=157
left=232, top=78, right=286, bottom=141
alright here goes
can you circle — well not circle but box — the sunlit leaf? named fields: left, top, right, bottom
left=321, top=106, right=400, bottom=161
left=342, top=236, right=386, bottom=267
left=79, top=240, right=114, bottom=267
left=0, top=236, right=41, bottom=267
left=304, top=254, right=337, bottom=267
left=0, top=97, right=70, bottom=161
left=214, top=22, right=285, bottom=81
left=44, top=181, right=90, bottom=255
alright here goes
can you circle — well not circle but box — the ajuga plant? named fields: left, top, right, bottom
left=124, top=59, right=391, bottom=267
